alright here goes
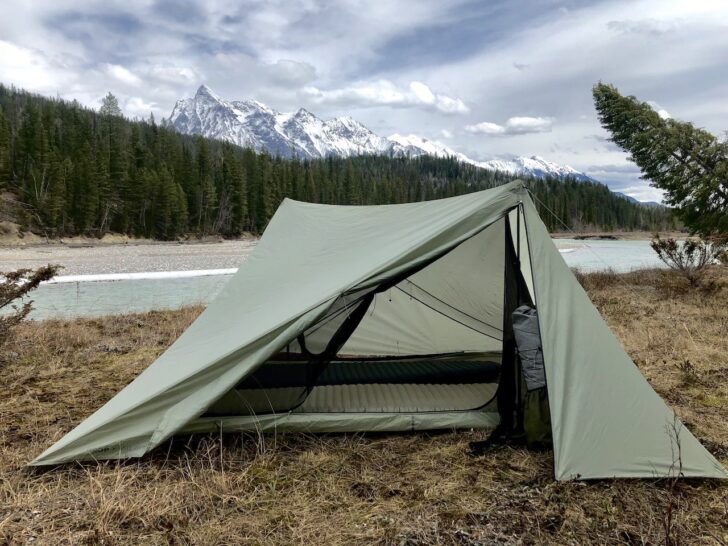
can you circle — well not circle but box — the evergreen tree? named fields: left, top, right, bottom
left=44, top=152, right=69, bottom=231
left=198, top=174, right=217, bottom=234
left=172, top=180, right=188, bottom=236
left=73, top=142, right=98, bottom=232
left=225, top=144, right=248, bottom=233
left=255, top=157, right=274, bottom=231
left=593, top=82, right=727, bottom=240
left=149, top=164, right=186, bottom=240
left=99, top=92, right=122, bottom=117
left=0, top=109, right=11, bottom=191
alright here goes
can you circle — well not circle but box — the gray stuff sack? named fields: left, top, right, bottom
left=512, top=305, right=546, bottom=391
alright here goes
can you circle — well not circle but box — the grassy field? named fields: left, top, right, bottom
left=1, top=268, right=727, bottom=545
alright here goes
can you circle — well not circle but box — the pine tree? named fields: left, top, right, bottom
left=0, top=109, right=11, bottom=191
left=44, top=152, right=69, bottom=231
left=74, top=142, right=98, bottom=233
left=172, top=180, right=188, bottom=237
left=198, top=174, right=217, bottom=234
left=94, top=134, right=112, bottom=234
left=227, top=147, right=248, bottom=233
left=593, top=83, right=728, bottom=240
left=151, top=164, right=184, bottom=240
left=99, top=92, right=122, bottom=117
left=255, top=157, right=274, bottom=231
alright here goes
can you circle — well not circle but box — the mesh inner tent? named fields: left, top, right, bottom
left=203, top=215, right=513, bottom=417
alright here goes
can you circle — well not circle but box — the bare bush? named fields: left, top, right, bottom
left=675, top=359, right=700, bottom=387
left=0, top=265, right=60, bottom=345
left=650, top=236, right=725, bottom=287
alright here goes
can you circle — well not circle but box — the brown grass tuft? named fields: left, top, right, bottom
left=1, top=270, right=727, bottom=544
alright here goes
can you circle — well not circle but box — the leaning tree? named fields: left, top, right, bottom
left=593, top=83, right=728, bottom=242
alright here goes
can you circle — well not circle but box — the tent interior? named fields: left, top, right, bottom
left=200, top=207, right=535, bottom=430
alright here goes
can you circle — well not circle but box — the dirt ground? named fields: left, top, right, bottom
left=1, top=268, right=727, bottom=545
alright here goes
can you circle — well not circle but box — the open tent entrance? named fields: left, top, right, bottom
left=201, top=206, right=537, bottom=431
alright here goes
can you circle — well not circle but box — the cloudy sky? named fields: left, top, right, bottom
left=2, top=0, right=727, bottom=201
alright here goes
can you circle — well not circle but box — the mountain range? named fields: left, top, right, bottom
left=170, top=85, right=656, bottom=200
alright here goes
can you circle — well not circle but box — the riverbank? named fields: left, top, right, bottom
left=551, top=230, right=685, bottom=240
left=1, top=220, right=258, bottom=247
left=2, top=216, right=679, bottom=251
left=1, top=268, right=726, bottom=544
left=0, top=239, right=257, bottom=276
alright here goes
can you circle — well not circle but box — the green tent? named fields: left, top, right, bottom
left=32, top=181, right=727, bottom=480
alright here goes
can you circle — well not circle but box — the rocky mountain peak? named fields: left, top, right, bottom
left=170, top=85, right=597, bottom=184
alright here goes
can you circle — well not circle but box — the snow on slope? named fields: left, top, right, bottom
left=386, top=134, right=592, bottom=182
left=170, top=85, right=595, bottom=182
left=481, top=155, right=591, bottom=181
left=387, top=133, right=473, bottom=164
left=170, top=85, right=391, bottom=160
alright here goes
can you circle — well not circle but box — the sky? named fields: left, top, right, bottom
left=1, top=0, right=727, bottom=202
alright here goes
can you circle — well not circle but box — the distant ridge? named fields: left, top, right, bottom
left=614, top=192, right=664, bottom=208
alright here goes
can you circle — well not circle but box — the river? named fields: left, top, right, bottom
left=8, top=238, right=664, bottom=320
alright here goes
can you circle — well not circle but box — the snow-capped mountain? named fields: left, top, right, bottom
left=479, top=155, right=591, bottom=181
left=170, top=85, right=594, bottom=182
left=170, top=85, right=391, bottom=159
left=387, top=134, right=592, bottom=182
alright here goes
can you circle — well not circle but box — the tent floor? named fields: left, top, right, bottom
left=237, top=357, right=502, bottom=389
left=184, top=410, right=500, bottom=435
left=211, top=381, right=498, bottom=415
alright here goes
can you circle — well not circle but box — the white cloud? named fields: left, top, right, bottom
left=145, top=64, right=199, bottom=85
left=0, top=40, right=66, bottom=91
left=465, top=121, right=506, bottom=135
left=265, top=59, right=317, bottom=86
left=301, top=80, right=469, bottom=114
left=441, top=129, right=454, bottom=139
left=102, top=63, right=142, bottom=86
left=465, top=116, right=554, bottom=136
left=615, top=185, right=665, bottom=203
left=647, top=101, right=671, bottom=119
left=607, top=18, right=680, bottom=36
left=124, top=96, right=160, bottom=118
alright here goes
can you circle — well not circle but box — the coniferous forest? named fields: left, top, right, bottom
left=0, top=84, right=674, bottom=240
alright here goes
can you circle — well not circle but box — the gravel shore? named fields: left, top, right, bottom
left=0, top=240, right=258, bottom=276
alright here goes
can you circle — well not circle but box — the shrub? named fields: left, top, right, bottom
left=675, top=359, right=700, bottom=386
left=650, top=236, right=725, bottom=287
left=0, top=265, right=60, bottom=346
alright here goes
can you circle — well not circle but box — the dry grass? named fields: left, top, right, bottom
left=1, top=269, right=728, bottom=545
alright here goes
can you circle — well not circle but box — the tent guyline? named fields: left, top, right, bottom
left=393, top=283, right=503, bottom=341
left=398, top=278, right=503, bottom=332
left=527, top=188, right=696, bottom=338
left=30, top=181, right=726, bottom=481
